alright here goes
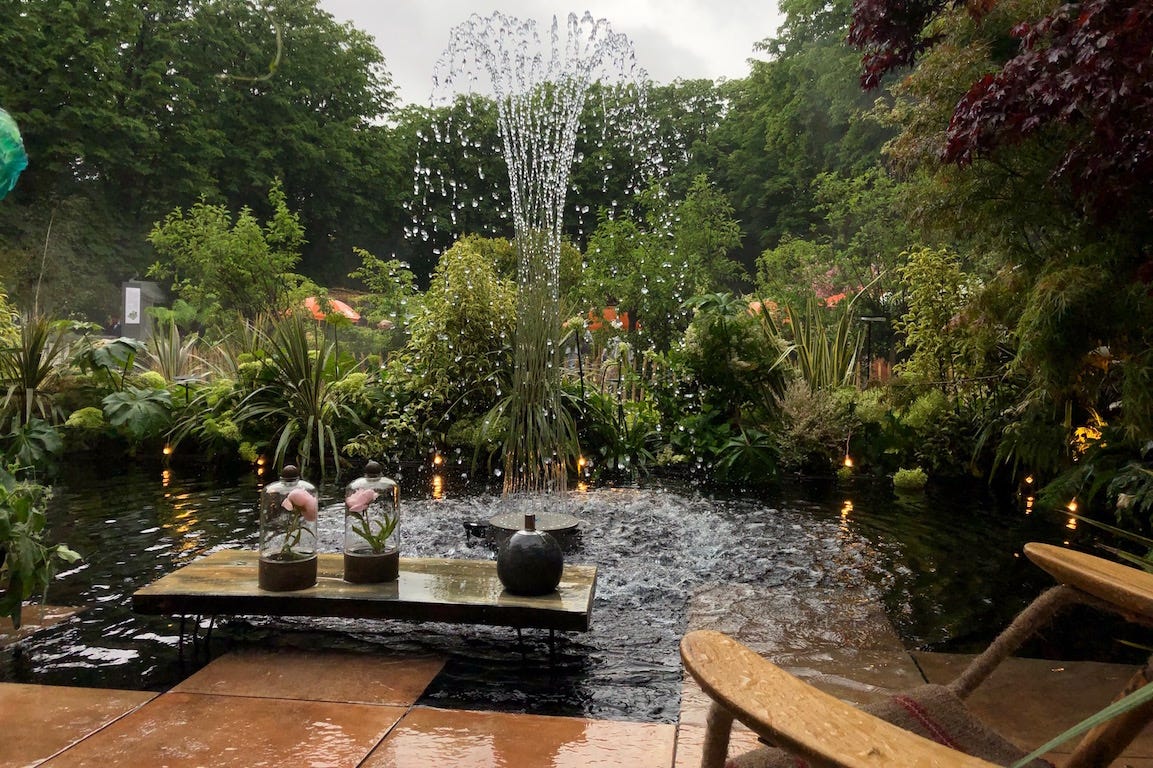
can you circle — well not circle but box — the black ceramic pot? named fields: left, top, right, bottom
left=496, top=512, right=564, bottom=596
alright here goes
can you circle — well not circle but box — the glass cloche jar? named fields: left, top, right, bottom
left=259, top=465, right=319, bottom=591
left=343, top=460, right=400, bottom=583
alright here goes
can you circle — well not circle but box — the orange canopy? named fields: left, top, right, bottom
left=586, top=306, right=633, bottom=332
left=304, top=296, right=360, bottom=322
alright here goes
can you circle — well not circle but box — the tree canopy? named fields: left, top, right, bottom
left=0, top=0, right=398, bottom=314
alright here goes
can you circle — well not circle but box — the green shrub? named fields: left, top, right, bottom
left=203, top=379, right=239, bottom=409
left=328, top=371, right=372, bottom=410
left=237, top=360, right=268, bottom=388
left=65, top=407, right=106, bottom=431
left=135, top=370, right=168, bottom=390
left=893, top=466, right=929, bottom=490
left=233, top=316, right=363, bottom=476
left=854, top=387, right=891, bottom=425
left=676, top=292, right=788, bottom=423
left=774, top=380, right=853, bottom=474
left=62, top=407, right=108, bottom=453
left=904, top=389, right=949, bottom=432
left=716, top=426, right=777, bottom=485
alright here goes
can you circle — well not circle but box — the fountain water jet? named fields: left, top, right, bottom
left=428, top=12, right=651, bottom=497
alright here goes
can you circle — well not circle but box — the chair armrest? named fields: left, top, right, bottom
left=1025, top=543, right=1153, bottom=621
left=680, top=630, right=1001, bottom=768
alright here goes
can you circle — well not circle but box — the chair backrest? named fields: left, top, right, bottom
left=681, top=543, right=1153, bottom=768
left=681, top=629, right=1003, bottom=768
left=1022, top=543, right=1153, bottom=768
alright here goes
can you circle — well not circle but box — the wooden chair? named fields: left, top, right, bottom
left=681, top=543, right=1153, bottom=768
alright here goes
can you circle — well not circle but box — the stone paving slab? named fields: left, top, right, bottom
left=174, top=647, right=445, bottom=706
left=0, top=682, right=154, bottom=767
left=674, top=723, right=763, bottom=768
left=40, top=692, right=407, bottom=768
left=364, top=706, right=676, bottom=767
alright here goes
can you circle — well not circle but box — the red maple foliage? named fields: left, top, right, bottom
left=850, top=0, right=1153, bottom=219
left=847, top=0, right=950, bottom=89
left=942, top=0, right=1153, bottom=217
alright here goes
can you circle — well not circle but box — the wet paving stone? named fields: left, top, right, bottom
left=174, top=647, right=445, bottom=706
left=365, top=706, right=676, bottom=767
left=0, top=682, right=154, bottom=766
left=40, top=692, right=406, bottom=768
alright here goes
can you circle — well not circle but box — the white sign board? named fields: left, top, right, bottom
left=124, top=286, right=141, bottom=324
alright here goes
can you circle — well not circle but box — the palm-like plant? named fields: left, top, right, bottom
left=0, top=315, right=70, bottom=427
left=235, top=315, right=362, bottom=477
left=145, top=319, right=207, bottom=383
left=778, top=297, right=863, bottom=391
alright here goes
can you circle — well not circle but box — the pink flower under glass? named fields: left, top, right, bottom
left=345, top=488, right=378, bottom=514
left=283, top=487, right=319, bottom=522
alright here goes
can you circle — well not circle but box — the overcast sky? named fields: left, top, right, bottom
left=318, top=2, right=785, bottom=105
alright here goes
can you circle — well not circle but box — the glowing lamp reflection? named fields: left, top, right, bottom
left=431, top=474, right=444, bottom=500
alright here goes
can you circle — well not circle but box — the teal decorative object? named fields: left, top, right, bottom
left=0, top=108, right=28, bottom=200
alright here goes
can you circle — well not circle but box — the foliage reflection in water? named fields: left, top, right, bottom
left=0, top=462, right=1118, bottom=722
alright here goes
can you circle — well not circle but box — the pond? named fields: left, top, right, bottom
left=0, top=461, right=1128, bottom=724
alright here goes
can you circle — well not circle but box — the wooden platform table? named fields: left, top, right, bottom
left=133, top=550, right=597, bottom=654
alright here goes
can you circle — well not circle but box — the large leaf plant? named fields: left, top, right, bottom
left=0, top=466, right=79, bottom=628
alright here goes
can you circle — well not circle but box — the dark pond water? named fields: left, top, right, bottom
left=0, top=461, right=1132, bottom=723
